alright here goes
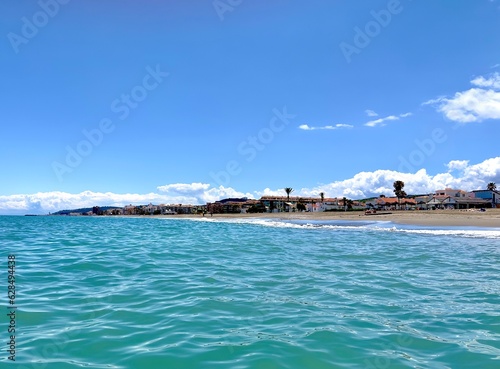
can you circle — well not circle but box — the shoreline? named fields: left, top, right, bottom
left=147, top=209, right=500, bottom=228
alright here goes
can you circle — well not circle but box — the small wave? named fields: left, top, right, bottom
left=163, top=216, right=500, bottom=239
left=390, top=228, right=500, bottom=239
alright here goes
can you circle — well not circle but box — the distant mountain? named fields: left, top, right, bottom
left=53, top=206, right=121, bottom=215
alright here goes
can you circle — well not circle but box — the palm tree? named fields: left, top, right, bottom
left=297, top=198, right=306, bottom=212
left=269, top=201, right=275, bottom=213
left=284, top=187, right=293, bottom=212
left=346, top=199, right=354, bottom=210
left=487, top=182, right=497, bottom=191
left=400, top=191, right=407, bottom=209
left=393, top=180, right=405, bottom=209
left=319, top=192, right=324, bottom=212
left=342, top=197, right=347, bottom=211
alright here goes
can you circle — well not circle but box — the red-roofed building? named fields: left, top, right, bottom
left=367, top=196, right=417, bottom=210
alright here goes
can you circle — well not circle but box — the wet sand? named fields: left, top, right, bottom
left=158, top=209, right=500, bottom=228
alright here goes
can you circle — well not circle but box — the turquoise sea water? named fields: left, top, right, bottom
left=1, top=215, right=499, bottom=369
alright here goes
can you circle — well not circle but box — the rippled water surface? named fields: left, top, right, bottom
left=1, top=216, right=499, bottom=368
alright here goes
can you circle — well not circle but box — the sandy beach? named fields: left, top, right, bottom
left=158, top=209, right=500, bottom=228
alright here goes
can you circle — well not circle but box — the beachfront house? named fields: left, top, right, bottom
left=434, top=188, right=473, bottom=198
left=123, top=205, right=137, bottom=215
left=145, top=203, right=160, bottom=215
left=426, top=193, right=490, bottom=209
left=240, top=199, right=261, bottom=213
left=472, top=190, right=500, bottom=208
left=163, top=204, right=198, bottom=214
left=305, top=200, right=318, bottom=212
left=372, top=196, right=416, bottom=210
left=104, top=208, right=123, bottom=215
left=428, top=196, right=490, bottom=209
left=414, top=195, right=432, bottom=209
left=259, top=196, right=347, bottom=212
left=217, top=197, right=250, bottom=213
left=260, top=196, right=296, bottom=212
left=421, top=188, right=484, bottom=210
left=206, top=197, right=254, bottom=214
left=426, top=196, right=445, bottom=209
left=316, top=198, right=357, bottom=211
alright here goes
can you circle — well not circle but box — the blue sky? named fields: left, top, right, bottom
left=1, top=0, right=500, bottom=214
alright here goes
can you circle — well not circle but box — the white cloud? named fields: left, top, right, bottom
left=427, top=73, right=500, bottom=123
left=156, top=183, right=254, bottom=203
left=364, top=112, right=411, bottom=128
left=302, top=157, right=500, bottom=198
left=261, top=157, right=500, bottom=200
left=365, top=115, right=398, bottom=127
left=447, top=160, right=470, bottom=172
left=0, top=184, right=254, bottom=215
left=254, top=187, right=289, bottom=198
left=157, top=182, right=210, bottom=194
left=202, top=186, right=254, bottom=203
left=472, top=72, right=500, bottom=89
left=0, top=191, right=169, bottom=215
left=2, top=158, right=499, bottom=214
left=300, top=111, right=410, bottom=131
left=298, top=124, right=353, bottom=130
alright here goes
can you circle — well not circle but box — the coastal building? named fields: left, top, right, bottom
left=145, top=203, right=159, bottom=214
left=241, top=199, right=261, bottom=213
left=417, top=188, right=475, bottom=209
left=259, top=196, right=363, bottom=212
left=259, top=196, right=294, bottom=212
left=426, top=193, right=489, bottom=210
left=426, top=196, right=444, bottom=209
left=414, top=195, right=432, bottom=209
left=157, top=204, right=176, bottom=215
left=104, top=208, right=123, bottom=215
left=123, top=205, right=137, bottom=215
left=472, top=190, right=500, bottom=208
left=434, top=188, right=474, bottom=198
left=372, top=189, right=490, bottom=210
left=206, top=198, right=257, bottom=214
left=160, top=204, right=199, bottom=214
left=259, top=196, right=315, bottom=212
left=319, top=198, right=339, bottom=211
left=369, top=196, right=417, bottom=210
